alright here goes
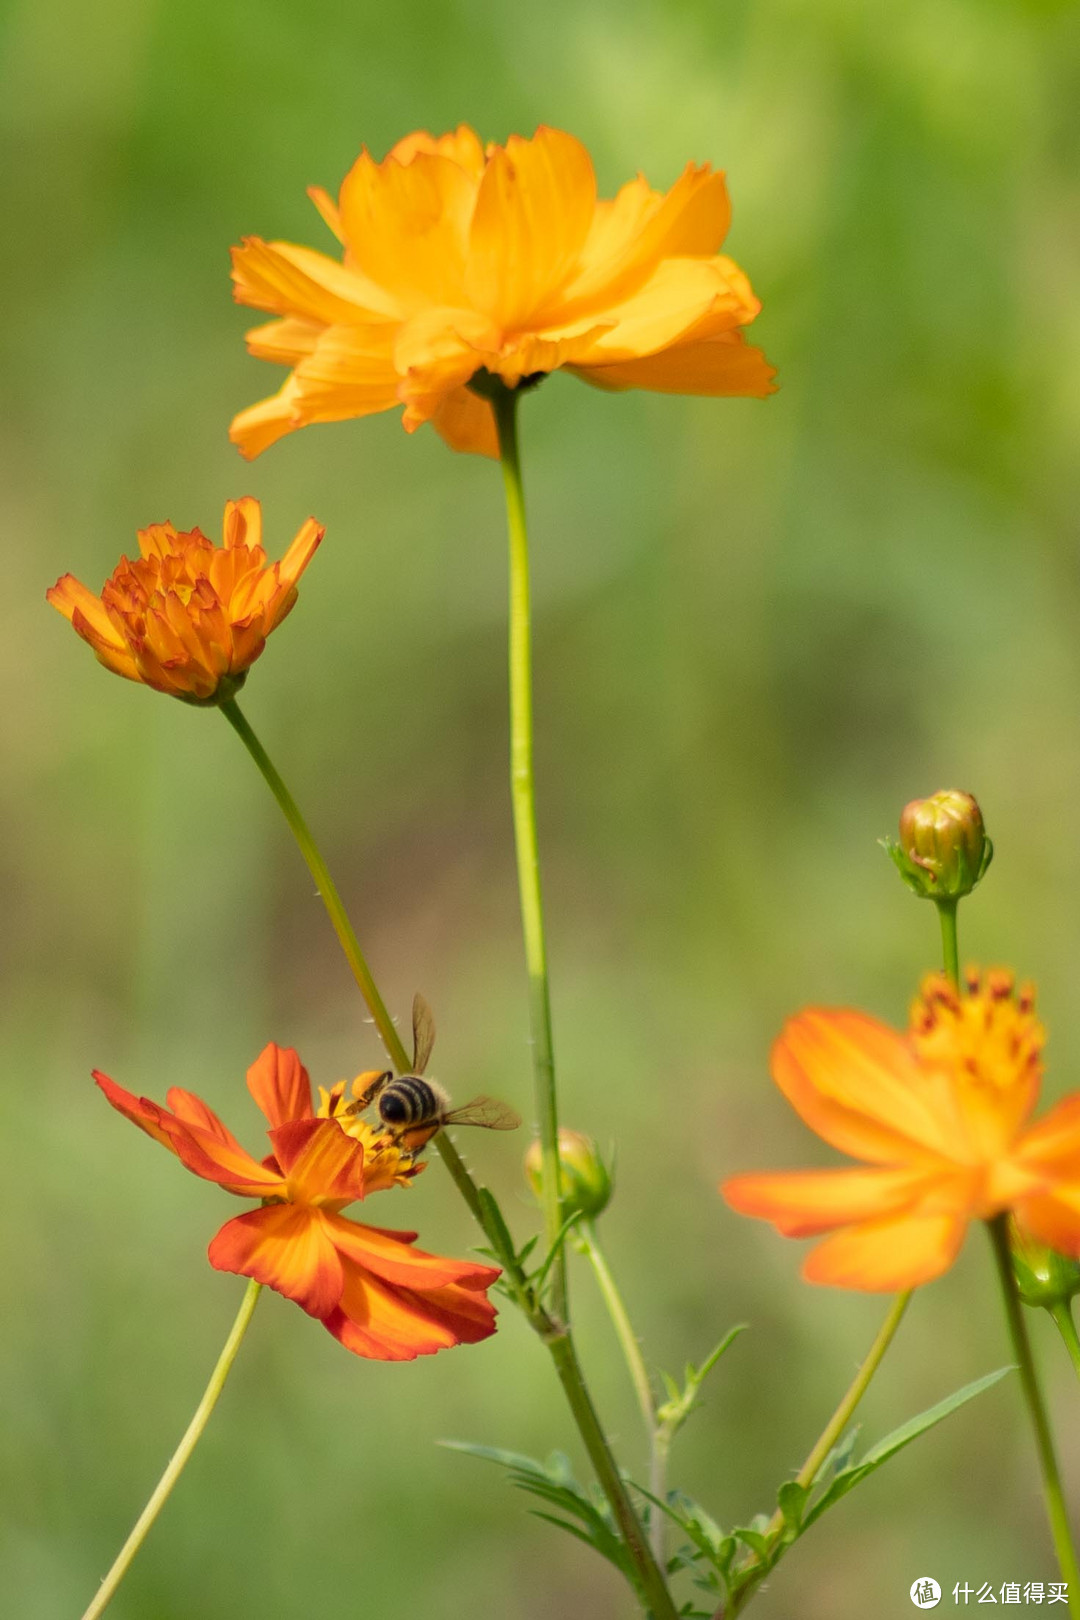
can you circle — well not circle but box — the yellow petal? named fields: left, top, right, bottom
left=429, top=386, right=499, bottom=458
left=338, top=150, right=478, bottom=311
left=465, top=127, right=597, bottom=330
left=245, top=316, right=322, bottom=364
left=572, top=331, right=777, bottom=397
left=231, top=236, right=396, bottom=323
left=388, top=124, right=485, bottom=176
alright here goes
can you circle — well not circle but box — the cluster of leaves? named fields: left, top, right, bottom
left=446, top=1366, right=1011, bottom=1618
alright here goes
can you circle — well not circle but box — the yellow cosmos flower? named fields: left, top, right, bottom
left=229, top=124, right=776, bottom=460
left=47, top=497, right=322, bottom=704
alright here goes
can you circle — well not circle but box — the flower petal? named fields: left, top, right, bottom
left=723, top=1166, right=935, bottom=1238
left=324, top=1213, right=501, bottom=1290
left=765, top=1009, right=962, bottom=1166
left=802, top=1213, right=968, bottom=1291
left=465, top=127, right=597, bottom=330
left=1015, top=1192, right=1080, bottom=1259
left=269, top=1118, right=366, bottom=1205
left=94, top=1071, right=182, bottom=1154
left=47, top=576, right=138, bottom=679
left=572, top=331, right=777, bottom=398
left=323, top=1257, right=497, bottom=1360
left=564, top=164, right=733, bottom=316
left=246, top=1043, right=314, bottom=1128
left=429, top=385, right=498, bottom=457
left=338, top=149, right=478, bottom=311
left=231, top=236, right=395, bottom=323
left=209, top=1205, right=345, bottom=1317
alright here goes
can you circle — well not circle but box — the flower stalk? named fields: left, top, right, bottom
left=222, top=694, right=676, bottom=1618
left=987, top=1215, right=1080, bottom=1612
left=80, top=1279, right=262, bottom=1620
left=489, top=380, right=567, bottom=1323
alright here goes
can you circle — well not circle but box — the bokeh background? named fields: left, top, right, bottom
left=4, top=0, right=1080, bottom=1614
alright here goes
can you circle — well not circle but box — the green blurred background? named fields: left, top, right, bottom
left=4, top=0, right=1080, bottom=1614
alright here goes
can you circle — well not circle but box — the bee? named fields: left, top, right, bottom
left=348, top=992, right=521, bottom=1155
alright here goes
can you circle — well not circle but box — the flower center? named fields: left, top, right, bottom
left=910, top=968, right=1044, bottom=1099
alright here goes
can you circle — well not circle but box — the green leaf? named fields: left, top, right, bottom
left=777, top=1480, right=808, bottom=1535
left=529, top=1209, right=587, bottom=1297
left=803, top=1366, right=1013, bottom=1530
left=440, top=1440, right=636, bottom=1584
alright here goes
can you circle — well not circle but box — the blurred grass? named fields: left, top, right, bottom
left=4, top=0, right=1080, bottom=1614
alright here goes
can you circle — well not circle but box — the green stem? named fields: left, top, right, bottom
left=222, top=693, right=674, bottom=1616
left=726, top=1291, right=910, bottom=1619
left=988, top=1216, right=1080, bottom=1608
left=1049, top=1301, right=1080, bottom=1382
left=936, top=898, right=960, bottom=987
left=80, top=1280, right=261, bottom=1620
left=491, top=384, right=566, bottom=1324
left=547, top=1330, right=678, bottom=1620
left=580, top=1223, right=668, bottom=1560
left=220, top=697, right=485, bottom=1227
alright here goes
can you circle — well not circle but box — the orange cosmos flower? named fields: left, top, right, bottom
left=47, top=497, right=322, bottom=704
left=229, top=124, right=776, bottom=460
left=723, top=970, right=1080, bottom=1292
left=96, top=1044, right=499, bottom=1360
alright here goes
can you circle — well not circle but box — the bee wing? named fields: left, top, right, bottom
left=412, top=992, right=436, bottom=1075
left=443, top=1096, right=522, bottom=1131
left=350, top=1069, right=393, bottom=1112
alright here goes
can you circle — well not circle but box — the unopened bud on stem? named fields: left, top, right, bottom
left=883, top=789, right=992, bottom=902
left=524, top=1129, right=613, bottom=1221
left=1010, top=1219, right=1080, bottom=1312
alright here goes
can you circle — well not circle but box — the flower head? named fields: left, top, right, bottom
left=47, top=498, right=322, bottom=704
left=723, top=970, right=1080, bottom=1291
left=229, top=125, right=776, bottom=460
left=96, top=1044, right=499, bottom=1359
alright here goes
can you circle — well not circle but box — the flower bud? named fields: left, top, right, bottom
left=882, top=789, right=992, bottom=902
left=524, top=1129, right=613, bottom=1221
left=1010, top=1219, right=1080, bottom=1311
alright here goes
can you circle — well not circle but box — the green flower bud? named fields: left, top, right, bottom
left=524, top=1129, right=613, bottom=1221
left=1010, top=1219, right=1080, bottom=1311
left=882, top=789, right=993, bottom=901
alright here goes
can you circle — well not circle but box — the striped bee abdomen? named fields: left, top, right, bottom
left=377, top=1075, right=439, bottom=1127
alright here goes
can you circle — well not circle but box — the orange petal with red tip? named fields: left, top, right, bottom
left=168, top=1117, right=286, bottom=1198
left=802, top=1213, right=968, bottom=1291
left=246, top=1043, right=314, bottom=1128
left=324, top=1260, right=497, bottom=1360
left=722, top=1165, right=936, bottom=1238
left=324, top=1213, right=501, bottom=1290
left=95, top=1071, right=182, bottom=1155
left=165, top=1087, right=248, bottom=1146
left=269, top=1118, right=366, bottom=1205
left=768, top=1009, right=960, bottom=1166
left=209, top=1205, right=345, bottom=1317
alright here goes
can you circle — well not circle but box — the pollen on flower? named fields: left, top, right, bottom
left=909, top=969, right=1045, bottom=1096
left=316, top=1078, right=425, bottom=1191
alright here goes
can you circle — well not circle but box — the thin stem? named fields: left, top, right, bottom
left=726, top=1291, right=911, bottom=1619
left=988, top=1215, right=1080, bottom=1608
left=80, top=1280, right=261, bottom=1620
left=220, top=699, right=486, bottom=1227
left=547, top=1330, right=678, bottom=1620
left=1049, top=1301, right=1080, bottom=1382
left=222, top=693, right=674, bottom=1616
left=790, top=1290, right=911, bottom=1494
left=491, top=385, right=566, bottom=1323
left=937, top=898, right=960, bottom=987
left=221, top=699, right=410, bottom=1073
left=580, top=1222, right=669, bottom=1561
